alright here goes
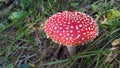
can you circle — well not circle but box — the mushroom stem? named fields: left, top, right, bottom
left=67, top=46, right=76, bottom=57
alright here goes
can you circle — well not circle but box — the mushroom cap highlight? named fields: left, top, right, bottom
left=44, top=11, right=98, bottom=46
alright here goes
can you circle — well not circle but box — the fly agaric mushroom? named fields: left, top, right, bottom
left=44, top=11, right=98, bottom=56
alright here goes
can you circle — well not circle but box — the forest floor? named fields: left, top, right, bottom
left=0, top=0, right=120, bottom=68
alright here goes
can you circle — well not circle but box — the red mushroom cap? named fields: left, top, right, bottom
left=44, top=11, right=98, bottom=46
